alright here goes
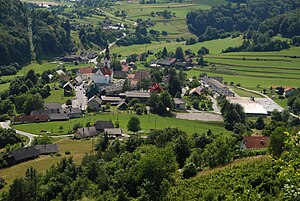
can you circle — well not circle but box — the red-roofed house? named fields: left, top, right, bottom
left=78, top=67, right=97, bottom=80
left=93, top=66, right=113, bottom=84
left=150, top=83, right=163, bottom=93
left=241, top=136, right=270, bottom=149
left=78, top=66, right=113, bottom=84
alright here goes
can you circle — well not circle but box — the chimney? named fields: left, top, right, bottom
left=260, top=140, right=264, bottom=146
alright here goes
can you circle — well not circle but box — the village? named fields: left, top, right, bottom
left=2, top=45, right=293, bottom=167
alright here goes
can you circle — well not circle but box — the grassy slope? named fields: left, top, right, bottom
left=111, top=0, right=226, bottom=39
left=111, top=36, right=243, bottom=56
left=0, top=83, right=9, bottom=92
left=12, top=112, right=230, bottom=136
left=185, top=46, right=300, bottom=91
left=0, top=138, right=93, bottom=193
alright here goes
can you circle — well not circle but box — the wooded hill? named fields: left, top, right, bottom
left=186, top=0, right=300, bottom=51
left=0, top=0, right=73, bottom=68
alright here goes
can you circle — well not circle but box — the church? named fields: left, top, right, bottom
left=77, top=44, right=113, bottom=85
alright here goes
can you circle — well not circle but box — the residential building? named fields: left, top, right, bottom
left=117, top=101, right=128, bottom=110
left=104, top=128, right=123, bottom=138
left=75, top=127, right=99, bottom=139
left=13, top=115, right=49, bottom=124
left=87, top=95, right=102, bottom=111
left=35, top=144, right=59, bottom=155
left=125, top=91, right=150, bottom=103
left=49, top=113, right=69, bottom=121
left=94, top=121, right=114, bottom=132
left=202, top=77, right=234, bottom=97
left=174, top=98, right=187, bottom=110
left=101, top=96, right=123, bottom=105
left=7, top=147, right=40, bottom=164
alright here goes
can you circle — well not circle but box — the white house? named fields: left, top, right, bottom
left=77, top=66, right=113, bottom=84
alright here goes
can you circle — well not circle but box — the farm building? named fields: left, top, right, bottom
left=241, top=136, right=269, bottom=149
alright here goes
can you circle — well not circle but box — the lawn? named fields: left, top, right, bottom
left=45, top=87, right=73, bottom=104
left=111, top=36, right=243, bottom=56
left=12, top=112, right=230, bottom=136
left=231, top=87, right=264, bottom=98
left=0, top=138, right=93, bottom=193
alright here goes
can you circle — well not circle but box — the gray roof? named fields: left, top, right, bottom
left=44, top=102, right=62, bottom=110
left=8, top=147, right=40, bottom=162
left=88, top=95, right=102, bottom=105
left=202, top=77, right=226, bottom=89
left=174, top=98, right=186, bottom=104
left=35, top=144, right=59, bottom=154
left=114, top=71, right=127, bottom=78
left=63, top=82, right=74, bottom=89
left=101, top=96, right=123, bottom=102
left=125, top=91, right=150, bottom=98
left=94, top=121, right=114, bottom=130
left=77, top=127, right=98, bottom=138
left=49, top=113, right=69, bottom=120
left=60, top=108, right=82, bottom=115
left=104, top=128, right=122, bottom=136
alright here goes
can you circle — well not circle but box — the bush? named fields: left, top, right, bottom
left=0, top=182, right=5, bottom=190
left=65, top=151, right=71, bottom=155
left=182, top=162, right=197, bottom=178
left=136, top=108, right=143, bottom=115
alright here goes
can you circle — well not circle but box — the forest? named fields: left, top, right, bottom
left=0, top=0, right=73, bottom=68
left=186, top=0, right=300, bottom=51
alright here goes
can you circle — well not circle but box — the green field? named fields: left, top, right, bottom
left=0, top=62, right=86, bottom=82
left=111, top=0, right=226, bottom=39
left=12, top=112, right=230, bottom=136
left=0, top=138, right=93, bottom=193
left=112, top=36, right=243, bottom=56
left=231, top=87, right=264, bottom=98
left=183, top=47, right=300, bottom=91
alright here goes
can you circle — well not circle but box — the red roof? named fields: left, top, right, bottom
left=242, top=136, right=269, bottom=149
left=100, top=66, right=112, bottom=76
left=150, top=83, right=163, bottom=93
left=122, top=65, right=130, bottom=72
left=14, top=115, right=49, bottom=123
left=128, top=74, right=135, bottom=79
left=79, top=67, right=97, bottom=74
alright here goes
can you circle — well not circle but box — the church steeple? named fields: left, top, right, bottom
left=104, top=42, right=111, bottom=68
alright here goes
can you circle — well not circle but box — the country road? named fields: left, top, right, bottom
left=0, top=121, right=74, bottom=147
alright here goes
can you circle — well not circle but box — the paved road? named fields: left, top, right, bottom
left=0, top=121, right=74, bottom=147
left=208, top=95, right=221, bottom=114
left=1, top=121, right=35, bottom=147
left=74, top=84, right=87, bottom=111
left=91, top=32, right=127, bottom=65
